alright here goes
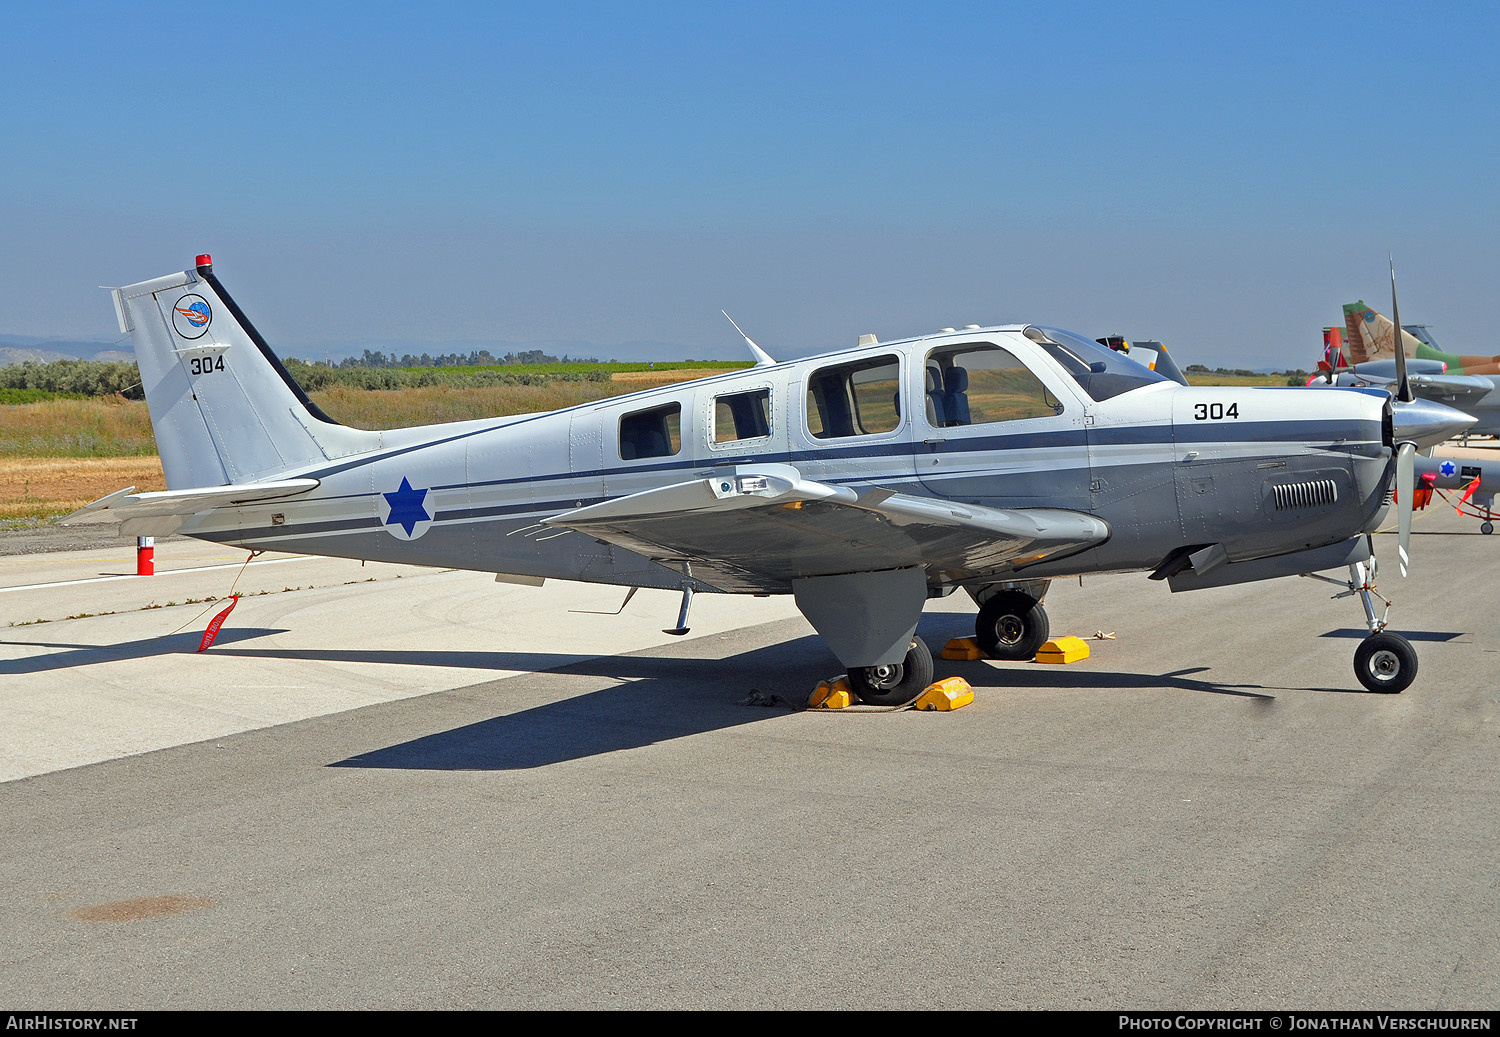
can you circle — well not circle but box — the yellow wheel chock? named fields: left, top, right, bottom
left=1036, top=636, right=1090, bottom=664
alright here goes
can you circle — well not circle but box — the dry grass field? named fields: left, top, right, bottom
left=1, top=456, right=167, bottom=521
left=0, top=396, right=158, bottom=457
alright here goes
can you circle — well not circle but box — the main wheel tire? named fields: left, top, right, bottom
left=975, top=592, right=1050, bottom=661
left=1354, top=632, right=1418, bottom=694
left=847, top=636, right=934, bottom=707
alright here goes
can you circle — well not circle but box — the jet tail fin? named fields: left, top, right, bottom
left=1322, top=326, right=1347, bottom=371
left=1343, top=299, right=1422, bottom=366
left=111, top=256, right=378, bottom=490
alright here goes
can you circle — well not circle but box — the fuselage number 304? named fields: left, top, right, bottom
left=1193, top=402, right=1239, bottom=420
left=188, top=356, right=224, bottom=376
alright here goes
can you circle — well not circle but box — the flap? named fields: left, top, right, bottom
left=545, top=464, right=1109, bottom=592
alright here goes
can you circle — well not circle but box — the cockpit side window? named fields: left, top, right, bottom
left=805, top=355, right=901, bottom=438
left=618, top=402, right=681, bottom=460
left=923, top=343, right=1062, bottom=428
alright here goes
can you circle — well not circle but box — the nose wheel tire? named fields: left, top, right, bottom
left=1354, top=631, right=1417, bottom=694
left=848, top=636, right=934, bottom=707
left=975, top=592, right=1050, bottom=661
left=1481, top=521, right=1494, bottom=535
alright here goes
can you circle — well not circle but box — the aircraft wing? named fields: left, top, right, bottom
left=544, top=463, right=1109, bottom=592
left=1337, top=371, right=1493, bottom=408
left=1409, top=374, right=1494, bottom=407
left=60, top=478, right=321, bottom=537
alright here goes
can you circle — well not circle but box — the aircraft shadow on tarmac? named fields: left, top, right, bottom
left=324, top=615, right=1389, bottom=772
left=0, top=627, right=289, bottom=674
left=329, top=634, right=842, bottom=771
left=1318, top=628, right=1465, bottom=641
left=2, top=614, right=1399, bottom=771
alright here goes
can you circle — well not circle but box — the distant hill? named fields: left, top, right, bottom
left=0, top=334, right=133, bottom=366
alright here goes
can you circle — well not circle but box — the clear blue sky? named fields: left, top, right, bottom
left=2, top=1, right=1496, bottom=367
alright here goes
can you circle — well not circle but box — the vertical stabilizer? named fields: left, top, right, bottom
left=113, top=256, right=378, bottom=489
left=1342, top=300, right=1422, bottom=365
left=1322, top=326, right=1346, bottom=370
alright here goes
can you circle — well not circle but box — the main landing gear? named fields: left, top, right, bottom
left=974, top=591, right=1050, bottom=661
left=847, top=637, right=934, bottom=706
left=1306, top=556, right=1417, bottom=694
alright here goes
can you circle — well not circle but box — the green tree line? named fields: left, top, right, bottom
left=0, top=359, right=144, bottom=398
left=0, top=358, right=615, bottom=399
left=335, top=347, right=596, bottom=368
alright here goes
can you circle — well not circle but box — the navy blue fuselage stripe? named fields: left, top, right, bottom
left=296, top=413, right=1379, bottom=487
left=435, top=420, right=1374, bottom=492
left=199, top=428, right=1383, bottom=544
left=242, top=421, right=1382, bottom=526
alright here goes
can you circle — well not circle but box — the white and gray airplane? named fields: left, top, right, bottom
left=69, top=256, right=1475, bottom=697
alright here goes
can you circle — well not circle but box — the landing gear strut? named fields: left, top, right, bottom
left=1306, top=556, right=1417, bottom=694
left=974, top=591, right=1050, bottom=661
left=848, top=637, right=934, bottom=706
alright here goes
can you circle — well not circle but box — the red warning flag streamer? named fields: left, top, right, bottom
left=1457, top=475, right=1482, bottom=510
left=197, top=596, right=240, bottom=652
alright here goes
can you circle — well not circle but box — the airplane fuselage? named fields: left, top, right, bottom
left=177, top=327, right=1394, bottom=596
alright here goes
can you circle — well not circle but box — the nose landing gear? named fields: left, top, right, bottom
left=1305, top=556, right=1417, bottom=694
left=1354, top=631, right=1418, bottom=693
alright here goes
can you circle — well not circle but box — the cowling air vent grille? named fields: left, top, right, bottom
left=1273, top=478, right=1339, bottom=511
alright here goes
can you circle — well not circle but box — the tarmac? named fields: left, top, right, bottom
left=0, top=499, right=1497, bottom=1008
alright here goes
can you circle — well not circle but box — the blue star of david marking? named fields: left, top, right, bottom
left=383, top=477, right=431, bottom=536
left=1440, top=460, right=1457, bottom=477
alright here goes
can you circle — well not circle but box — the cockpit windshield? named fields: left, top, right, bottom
left=1024, top=326, right=1170, bottom=402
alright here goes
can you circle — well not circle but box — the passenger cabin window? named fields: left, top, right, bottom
left=923, top=344, right=1062, bottom=428
left=619, top=402, right=681, bottom=460
left=806, top=355, right=901, bottom=438
left=713, top=388, right=771, bottom=444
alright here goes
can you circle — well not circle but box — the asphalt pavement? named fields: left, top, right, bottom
left=0, top=508, right=1496, bottom=1008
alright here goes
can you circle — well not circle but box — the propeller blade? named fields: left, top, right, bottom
left=1397, top=440, right=1415, bottom=577
left=1390, top=256, right=1414, bottom=404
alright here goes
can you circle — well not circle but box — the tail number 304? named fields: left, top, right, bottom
left=1193, top=402, right=1238, bottom=420
left=188, top=356, right=224, bottom=376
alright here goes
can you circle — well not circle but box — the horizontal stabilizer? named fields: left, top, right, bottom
left=545, top=463, right=1109, bottom=592
left=61, top=478, right=320, bottom=536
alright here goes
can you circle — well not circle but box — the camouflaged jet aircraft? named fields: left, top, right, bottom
left=67, top=256, right=1476, bottom=698
left=1311, top=306, right=1500, bottom=439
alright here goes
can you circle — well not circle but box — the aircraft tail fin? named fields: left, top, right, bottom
left=1322, top=325, right=1347, bottom=371
left=112, top=256, right=378, bottom=490
left=1343, top=300, right=1422, bottom=366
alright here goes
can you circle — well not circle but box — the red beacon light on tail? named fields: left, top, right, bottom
left=195, top=254, right=213, bottom=270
